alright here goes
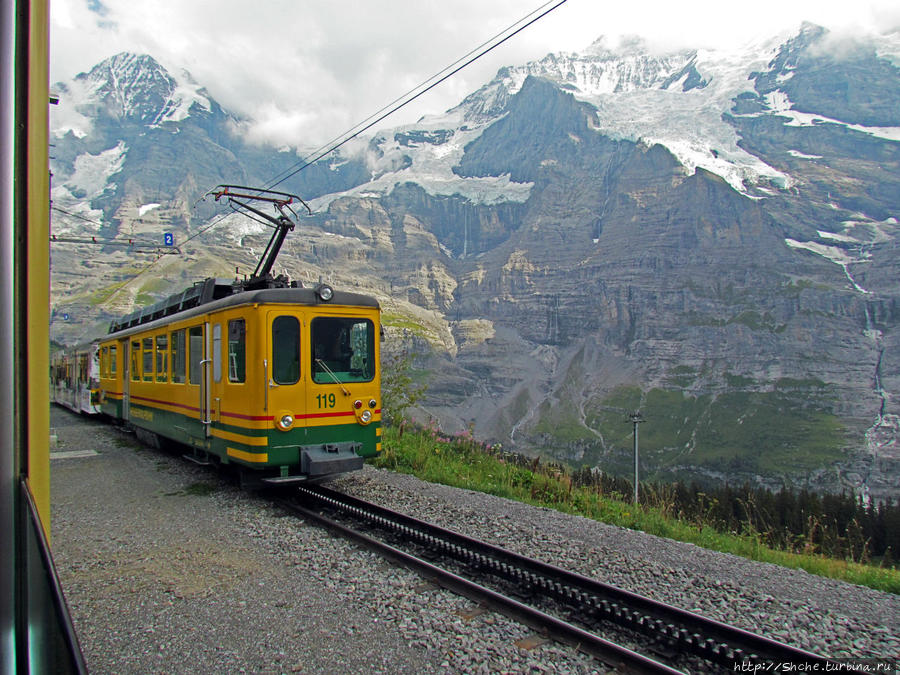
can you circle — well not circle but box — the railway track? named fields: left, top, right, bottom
left=275, top=484, right=831, bottom=674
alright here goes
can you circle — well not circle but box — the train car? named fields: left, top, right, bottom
left=51, top=341, right=101, bottom=415
left=90, top=186, right=383, bottom=485
left=98, top=280, right=382, bottom=484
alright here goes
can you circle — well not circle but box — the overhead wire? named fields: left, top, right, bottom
left=85, top=0, right=570, bottom=300
left=96, top=207, right=236, bottom=302
left=265, top=0, right=569, bottom=191
left=170, top=0, right=570, bottom=269
left=51, top=205, right=106, bottom=227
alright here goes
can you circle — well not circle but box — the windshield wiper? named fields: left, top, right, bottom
left=315, top=359, right=351, bottom=396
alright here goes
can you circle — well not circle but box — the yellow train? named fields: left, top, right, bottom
left=96, top=279, right=382, bottom=485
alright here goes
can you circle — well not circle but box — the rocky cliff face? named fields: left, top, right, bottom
left=49, top=27, right=900, bottom=498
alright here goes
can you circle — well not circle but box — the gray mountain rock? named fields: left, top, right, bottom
left=49, top=26, right=900, bottom=499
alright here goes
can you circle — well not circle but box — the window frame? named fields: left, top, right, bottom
left=227, top=318, right=246, bottom=384
left=310, top=316, right=376, bottom=384
left=212, top=323, right=222, bottom=383
left=156, top=334, right=169, bottom=382
left=171, top=329, right=186, bottom=384
left=141, top=336, right=154, bottom=382
left=188, top=326, right=203, bottom=385
left=271, top=315, right=301, bottom=385
left=130, top=341, right=140, bottom=382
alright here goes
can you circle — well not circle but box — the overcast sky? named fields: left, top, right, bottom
left=51, top=0, right=900, bottom=148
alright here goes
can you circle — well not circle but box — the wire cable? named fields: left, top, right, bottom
left=266, top=0, right=569, bottom=190
left=86, top=0, right=569, bottom=299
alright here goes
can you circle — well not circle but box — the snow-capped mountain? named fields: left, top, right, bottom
left=49, top=26, right=900, bottom=498
left=53, top=52, right=213, bottom=136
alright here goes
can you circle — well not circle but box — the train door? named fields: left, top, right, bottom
left=207, top=319, right=232, bottom=430
left=202, top=322, right=212, bottom=437
left=209, top=322, right=221, bottom=427
left=121, top=338, right=130, bottom=421
left=187, top=324, right=211, bottom=438
left=265, top=311, right=306, bottom=428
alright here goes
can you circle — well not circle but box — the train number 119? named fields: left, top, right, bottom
left=316, top=393, right=336, bottom=409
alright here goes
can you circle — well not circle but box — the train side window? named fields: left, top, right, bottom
left=100, top=346, right=108, bottom=378
left=228, top=319, right=246, bottom=383
left=142, top=337, right=154, bottom=381
left=189, top=326, right=203, bottom=385
left=272, top=316, right=300, bottom=385
left=171, top=330, right=186, bottom=383
left=156, top=334, right=168, bottom=382
left=131, top=341, right=140, bottom=381
left=212, top=323, right=222, bottom=383
left=110, top=344, right=117, bottom=375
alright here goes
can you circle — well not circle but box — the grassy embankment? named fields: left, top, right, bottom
left=372, top=425, right=900, bottom=595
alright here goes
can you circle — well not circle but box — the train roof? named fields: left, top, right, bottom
left=106, top=279, right=379, bottom=339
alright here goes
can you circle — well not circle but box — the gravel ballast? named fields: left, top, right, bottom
left=49, top=407, right=899, bottom=673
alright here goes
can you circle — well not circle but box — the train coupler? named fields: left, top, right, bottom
left=300, top=442, right=363, bottom=476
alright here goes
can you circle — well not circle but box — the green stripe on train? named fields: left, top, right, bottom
left=126, top=401, right=379, bottom=469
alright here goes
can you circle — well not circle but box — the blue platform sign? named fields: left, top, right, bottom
left=164, top=232, right=174, bottom=246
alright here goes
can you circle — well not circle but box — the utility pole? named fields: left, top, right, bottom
left=629, top=411, right=645, bottom=505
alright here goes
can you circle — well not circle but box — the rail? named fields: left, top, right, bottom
left=281, top=484, right=832, bottom=673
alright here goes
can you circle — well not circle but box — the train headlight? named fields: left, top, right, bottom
left=368, top=399, right=377, bottom=409
left=359, top=409, right=372, bottom=424
left=316, top=284, right=334, bottom=302
left=277, top=413, right=294, bottom=431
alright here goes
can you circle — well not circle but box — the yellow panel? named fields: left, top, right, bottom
left=226, top=447, right=269, bottom=463
left=211, top=427, right=268, bottom=447
left=27, top=0, right=51, bottom=540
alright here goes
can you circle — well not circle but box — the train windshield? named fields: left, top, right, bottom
left=311, top=317, right=375, bottom=384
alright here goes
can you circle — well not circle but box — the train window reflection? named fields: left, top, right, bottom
left=272, top=316, right=300, bottom=385
left=142, top=337, right=154, bottom=381
left=311, top=317, right=375, bottom=384
left=189, top=326, right=203, bottom=385
left=131, top=341, right=140, bottom=381
left=156, top=334, right=168, bottom=382
left=212, top=324, right=222, bottom=383
left=171, top=330, right=186, bottom=383
left=228, top=319, right=246, bottom=383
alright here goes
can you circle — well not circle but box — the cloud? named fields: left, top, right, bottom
left=85, top=0, right=108, bottom=16
left=50, top=0, right=899, bottom=148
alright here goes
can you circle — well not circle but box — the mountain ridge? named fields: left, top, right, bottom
left=48, top=25, right=900, bottom=499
